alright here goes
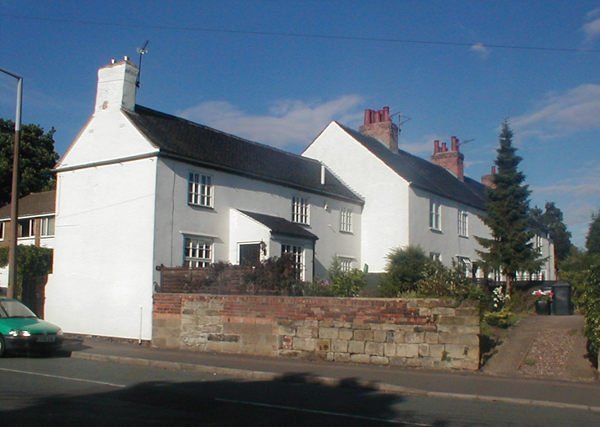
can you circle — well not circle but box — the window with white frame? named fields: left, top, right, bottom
left=183, top=237, right=213, bottom=268
left=40, top=217, right=55, bottom=237
left=340, top=208, right=352, bottom=233
left=0, top=221, right=4, bottom=241
left=456, top=256, right=472, bottom=277
left=430, top=252, right=441, bottom=262
left=429, top=200, right=441, bottom=231
left=535, top=235, right=543, bottom=254
left=338, top=257, right=354, bottom=272
left=458, top=210, right=468, bottom=237
left=282, top=244, right=305, bottom=280
left=188, top=173, right=213, bottom=207
left=18, top=218, right=34, bottom=238
left=291, top=196, right=310, bottom=225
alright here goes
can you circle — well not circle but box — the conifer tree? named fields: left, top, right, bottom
left=542, top=202, right=573, bottom=263
left=477, top=121, right=542, bottom=295
left=587, top=211, right=600, bottom=255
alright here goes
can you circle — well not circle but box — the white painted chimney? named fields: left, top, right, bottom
left=94, top=57, right=139, bottom=113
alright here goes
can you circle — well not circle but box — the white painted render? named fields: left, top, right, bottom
left=152, top=156, right=361, bottom=282
left=229, top=210, right=272, bottom=263
left=409, top=187, right=488, bottom=266
left=45, top=156, right=158, bottom=340
left=304, top=121, right=556, bottom=280
left=304, top=122, right=409, bottom=272
left=58, top=109, right=158, bottom=169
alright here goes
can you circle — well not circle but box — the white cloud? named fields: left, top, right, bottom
left=177, top=95, right=364, bottom=149
left=470, top=42, right=490, bottom=59
left=583, top=8, right=600, bottom=41
left=511, top=84, right=600, bottom=139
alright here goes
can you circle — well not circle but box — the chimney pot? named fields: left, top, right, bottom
left=359, top=106, right=399, bottom=152
left=451, top=136, right=459, bottom=151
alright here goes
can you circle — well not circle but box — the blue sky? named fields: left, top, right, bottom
left=1, top=0, right=599, bottom=248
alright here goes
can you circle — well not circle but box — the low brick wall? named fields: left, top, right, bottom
left=153, top=294, right=480, bottom=370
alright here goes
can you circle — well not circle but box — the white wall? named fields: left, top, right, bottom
left=409, top=187, right=488, bottom=268
left=152, top=156, right=362, bottom=281
left=45, top=156, right=158, bottom=340
left=58, top=110, right=158, bottom=169
left=303, top=123, right=409, bottom=272
left=228, top=209, right=272, bottom=263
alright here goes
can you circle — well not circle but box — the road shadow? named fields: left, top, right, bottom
left=0, top=371, right=451, bottom=426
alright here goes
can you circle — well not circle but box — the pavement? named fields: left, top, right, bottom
left=64, top=313, right=600, bottom=413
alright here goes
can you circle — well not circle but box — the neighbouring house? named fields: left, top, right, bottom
left=44, top=58, right=363, bottom=340
left=302, top=107, right=556, bottom=280
left=0, top=190, right=56, bottom=294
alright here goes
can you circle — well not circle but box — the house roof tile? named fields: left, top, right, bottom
left=239, top=210, right=318, bottom=241
left=0, top=190, right=56, bottom=220
left=124, top=106, right=363, bottom=204
left=337, top=123, right=488, bottom=210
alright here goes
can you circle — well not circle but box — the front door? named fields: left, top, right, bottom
left=239, top=243, right=261, bottom=266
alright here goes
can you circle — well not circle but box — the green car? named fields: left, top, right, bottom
left=0, top=297, right=64, bottom=356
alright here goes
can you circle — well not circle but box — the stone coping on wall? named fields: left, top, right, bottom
left=153, top=294, right=480, bottom=371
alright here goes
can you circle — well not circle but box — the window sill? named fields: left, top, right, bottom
left=188, top=203, right=214, bottom=210
left=429, top=228, right=443, bottom=234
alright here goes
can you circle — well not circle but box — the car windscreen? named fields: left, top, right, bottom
left=0, top=300, right=37, bottom=318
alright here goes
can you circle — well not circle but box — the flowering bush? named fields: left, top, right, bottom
left=492, top=286, right=510, bottom=311
left=531, top=289, right=553, bottom=302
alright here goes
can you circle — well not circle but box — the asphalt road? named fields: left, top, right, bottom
left=1, top=354, right=600, bottom=426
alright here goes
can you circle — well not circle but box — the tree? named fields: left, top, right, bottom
left=530, top=202, right=573, bottom=272
left=476, top=121, right=542, bottom=295
left=542, top=202, right=573, bottom=263
left=587, top=211, right=600, bottom=255
left=0, top=119, right=59, bottom=206
left=0, top=245, right=53, bottom=312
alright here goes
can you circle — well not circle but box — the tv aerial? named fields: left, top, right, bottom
left=136, top=40, right=149, bottom=88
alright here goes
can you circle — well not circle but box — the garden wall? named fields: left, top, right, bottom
left=153, top=294, right=480, bottom=370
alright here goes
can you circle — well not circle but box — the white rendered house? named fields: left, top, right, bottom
left=303, top=107, right=556, bottom=280
left=45, top=58, right=363, bottom=340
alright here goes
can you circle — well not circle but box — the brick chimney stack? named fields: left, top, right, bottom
left=481, top=166, right=497, bottom=188
left=359, top=106, right=399, bottom=152
left=431, top=136, right=465, bottom=181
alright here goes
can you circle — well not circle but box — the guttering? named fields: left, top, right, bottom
left=53, top=151, right=160, bottom=173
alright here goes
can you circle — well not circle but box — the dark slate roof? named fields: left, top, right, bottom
left=123, top=106, right=363, bottom=204
left=0, top=190, right=56, bottom=220
left=239, top=210, right=318, bottom=241
left=337, top=123, right=488, bottom=210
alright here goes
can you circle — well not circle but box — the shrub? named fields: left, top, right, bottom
left=242, top=254, right=304, bottom=295
left=577, top=262, right=600, bottom=357
left=328, top=258, right=366, bottom=297
left=379, top=246, right=431, bottom=297
left=483, top=309, right=518, bottom=328
left=0, top=245, right=53, bottom=302
left=416, top=261, right=486, bottom=301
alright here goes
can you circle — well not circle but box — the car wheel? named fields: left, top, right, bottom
left=0, top=335, right=5, bottom=357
